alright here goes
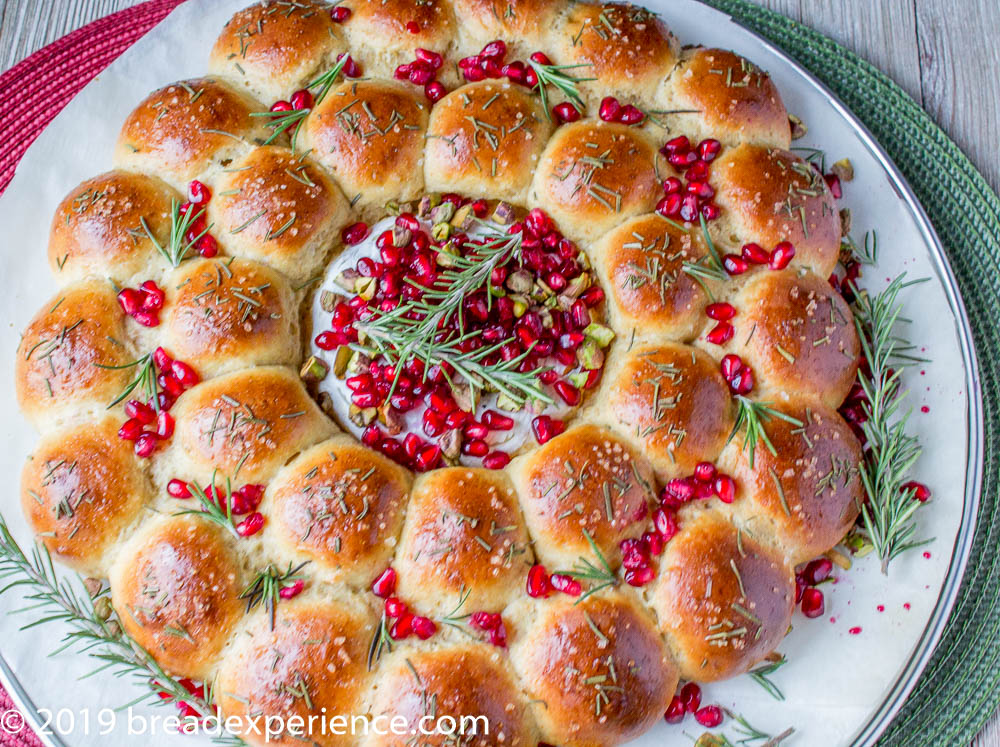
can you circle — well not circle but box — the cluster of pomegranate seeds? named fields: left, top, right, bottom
left=598, top=96, right=644, bottom=126
left=664, top=683, right=723, bottom=728
left=117, top=280, right=165, bottom=327
left=723, top=240, right=796, bottom=276
left=156, top=677, right=208, bottom=724
left=720, top=354, right=754, bottom=395
left=329, top=4, right=350, bottom=22
left=704, top=301, right=736, bottom=346
left=525, top=563, right=581, bottom=598
left=660, top=461, right=737, bottom=508
left=469, top=611, right=508, bottom=647
left=619, top=530, right=661, bottom=587
left=656, top=136, right=722, bottom=223
left=272, top=87, right=314, bottom=114
left=795, top=556, right=833, bottom=618
left=370, top=567, right=436, bottom=640
left=395, top=48, right=446, bottom=102
left=838, top=373, right=871, bottom=445
left=167, top=478, right=266, bottom=537
left=179, top=179, right=218, bottom=259
left=117, top=347, right=199, bottom=458
left=317, top=199, right=610, bottom=472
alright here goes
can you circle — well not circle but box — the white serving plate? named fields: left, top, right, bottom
left=0, top=1, right=982, bottom=745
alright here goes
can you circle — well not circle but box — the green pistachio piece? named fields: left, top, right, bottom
left=584, top=322, right=616, bottom=347
left=300, top=355, right=330, bottom=383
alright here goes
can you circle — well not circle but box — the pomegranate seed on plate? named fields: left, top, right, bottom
left=694, top=705, right=723, bottom=728
left=801, top=587, right=825, bottom=618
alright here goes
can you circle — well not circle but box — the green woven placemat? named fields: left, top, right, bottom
left=699, top=2, right=1000, bottom=744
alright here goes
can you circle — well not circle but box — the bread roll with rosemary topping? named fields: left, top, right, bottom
left=114, top=78, right=270, bottom=191
left=16, top=280, right=134, bottom=431
left=649, top=507, right=794, bottom=681
left=47, top=170, right=182, bottom=285
left=530, top=120, right=661, bottom=244
left=210, top=0, right=347, bottom=104
left=208, top=145, right=350, bottom=284
left=659, top=47, right=791, bottom=150
left=109, top=515, right=244, bottom=680
left=450, top=0, right=568, bottom=57
left=339, top=0, right=456, bottom=77
left=21, top=417, right=151, bottom=576
left=265, top=435, right=412, bottom=586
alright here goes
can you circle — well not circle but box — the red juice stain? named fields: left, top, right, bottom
left=903, top=603, right=911, bottom=611
left=877, top=605, right=885, bottom=612
left=923, top=551, right=931, bottom=559
left=921, top=406, right=930, bottom=413
left=849, top=627, right=862, bottom=635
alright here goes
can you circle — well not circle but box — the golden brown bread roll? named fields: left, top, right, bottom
left=114, top=78, right=270, bottom=190
left=424, top=81, right=553, bottom=203
left=21, top=417, right=151, bottom=576
left=549, top=2, right=679, bottom=106
left=649, top=507, right=794, bottom=681
left=450, top=0, right=567, bottom=56
left=710, top=143, right=841, bottom=278
left=166, top=366, right=336, bottom=484
left=109, top=515, right=244, bottom=680
left=367, top=642, right=538, bottom=746
left=160, top=257, right=300, bottom=378
left=529, top=120, right=661, bottom=243
left=215, top=589, right=376, bottom=747
left=339, top=0, right=456, bottom=77
left=209, top=1, right=347, bottom=104
left=601, top=342, right=735, bottom=481
left=508, top=591, right=678, bottom=747
left=659, top=47, right=791, bottom=149
left=47, top=170, right=182, bottom=284
left=716, top=400, right=864, bottom=564
left=591, top=212, right=712, bottom=341
left=265, top=435, right=412, bottom=585
left=300, top=79, right=429, bottom=212
left=727, top=269, right=860, bottom=408
left=395, top=467, right=532, bottom=616
left=508, top=423, right=656, bottom=569
left=16, top=280, right=135, bottom=431
left=207, top=145, right=350, bottom=284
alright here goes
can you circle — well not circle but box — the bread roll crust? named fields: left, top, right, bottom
left=109, top=516, right=243, bottom=679
left=649, top=508, right=794, bottom=681
left=450, top=0, right=567, bottom=53
left=266, top=436, right=412, bottom=585
left=530, top=120, right=661, bottom=243
left=340, top=0, right=455, bottom=75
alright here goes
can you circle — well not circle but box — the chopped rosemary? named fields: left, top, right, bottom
left=727, top=397, right=804, bottom=468
left=239, top=561, right=309, bottom=630
left=557, top=529, right=618, bottom=603
left=527, top=60, right=594, bottom=120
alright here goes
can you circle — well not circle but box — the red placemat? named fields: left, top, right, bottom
left=0, top=5, right=186, bottom=742
left=0, top=0, right=186, bottom=198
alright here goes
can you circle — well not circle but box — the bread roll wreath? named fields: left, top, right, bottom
left=7, top=1, right=932, bottom=745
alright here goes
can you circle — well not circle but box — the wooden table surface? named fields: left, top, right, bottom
left=1, top=0, right=998, bottom=743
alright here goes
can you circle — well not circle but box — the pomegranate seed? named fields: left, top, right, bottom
left=679, top=193, right=700, bottom=222
left=482, top=451, right=511, bottom=470
left=903, top=481, right=931, bottom=502
left=238, top=484, right=264, bottom=512
left=619, top=104, right=644, bottom=125
left=655, top=508, right=679, bottom=542
left=825, top=173, right=843, bottom=199
left=462, top=439, right=489, bottom=458
left=621, top=539, right=648, bottom=570
left=529, top=51, right=551, bottom=65
left=481, top=40, right=507, bottom=60
left=669, top=150, right=698, bottom=169
left=330, top=5, right=350, bottom=22
left=554, top=380, right=580, bottom=406
left=342, top=222, right=370, bottom=245
left=134, top=432, right=158, bottom=458
left=125, top=399, right=155, bottom=424
left=117, top=288, right=142, bottom=315
left=741, top=242, right=770, bottom=264
left=153, top=347, right=172, bottom=370
left=391, top=612, right=414, bottom=639
left=657, top=193, right=682, bottom=218
left=385, top=597, right=407, bottom=617
left=552, top=102, right=581, bottom=123
left=698, top=138, right=722, bottom=162
left=694, top=462, right=716, bottom=482
left=769, top=241, right=796, bottom=270
left=686, top=180, right=715, bottom=199
left=526, top=564, right=552, bottom=598
left=416, top=446, right=441, bottom=471
left=279, top=580, right=304, bottom=599
left=290, top=89, right=313, bottom=110
left=723, top=253, right=749, bottom=275
left=167, top=479, right=190, bottom=499
left=598, top=96, right=622, bottom=122
left=463, top=64, right=487, bottom=82
left=720, top=354, right=743, bottom=380
left=625, top=565, right=655, bottom=587
left=801, top=587, right=825, bottom=618
left=405, top=20, right=420, bottom=33
left=714, top=475, right=736, bottom=503
left=532, top=415, right=565, bottom=444
left=412, top=616, right=437, bottom=640
left=371, top=567, right=397, bottom=598
left=705, top=302, right=735, bottom=321
left=171, top=360, right=199, bottom=388
left=706, top=322, right=734, bottom=345
left=660, top=135, right=690, bottom=155
left=701, top=203, right=721, bottom=220
left=680, top=682, right=702, bottom=712
left=337, top=53, right=360, bottom=78
left=694, top=706, right=723, bottom=728
left=488, top=624, right=508, bottom=647
left=156, top=410, right=175, bottom=439
left=235, top=512, right=265, bottom=537
left=415, top=47, right=443, bottom=69
left=549, top=573, right=582, bottom=596
left=802, top=557, right=833, bottom=586
left=132, top=311, right=159, bottom=328
left=470, top=611, right=502, bottom=630
left=664, top=696, right=686, bottom=723
left=270, top=100, right=292, bottom=113
left=196, top=234, right=218, bottom=257
left=187, top=180, right=211, bottom=204
left=425, top=81, right=446, bottom=102
left=408, top=63, right=434, bottom=86
left=662, top=176, right=682, bottom=195
left=730, top=366, right=754, bottom=395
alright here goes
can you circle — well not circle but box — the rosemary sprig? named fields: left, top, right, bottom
left=0, top=517, right=241, bottom=743
left=727, top=397, right=804, bottom=469
left=305, top=53, right=350, bottom=106
left=439, top=585, right=472, bottom=631
left=557, top=529, right=618, bottom=603
left=142, top=199, right=211, bottom=267
left=173, top=473, right=238, bottom=538
left=96, top=352, right=160, bottom=411
left=747, top=655, right=786, bottom=701
left=366, top=613, right=392, bottom=671
left=239, top=561, right=309, bottom=630
left=702, top=710, right=795, bottom=746
left=682, top=214, right=729, bottom=291
left=851, top=274, right=931, bottom=573
left=251, top=107, right=310, bottom=149
left=527, top=60, right=593, bottom=120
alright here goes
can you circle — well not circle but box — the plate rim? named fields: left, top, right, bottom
left=0, top=2, right=985, bottom=746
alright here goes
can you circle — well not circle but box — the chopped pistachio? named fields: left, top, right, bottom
left=839, top=207, right=852, bottom=237
left=392, top=224, right=412, bottom=247
left=506, top=269, right=534, bottom=294
left=384, top=200, right=401, bottom=216
left=354, top=276, right=377, bottom=300
left=349, top=404, right=377, bottom=427
left=93, top=597, right=113, bottom=621
left=318, top=391, right=336, bottom=418
left=512, top=298, right=528, bottom=318
left=567, top=371, right=590, bottom=389
left=576, top=339, right=605, bottom=370
left=452, top=382, right=475, bottom=412
left=440, top=428, right=463, bottom=460
left=300, top=355, right=329, bottom=383
left=334, top=270, right=359, bottom=292
left=346, top=350, right=370, bottom=375
left=564, top=273, right=591, bottom=299
left=492, top=201, right=516, bottom=225
left=539, top=308, right=554, bottom=329
left=584, top=322, right=615, bottom=347
left=320, top=290, right=339, bottom=312
left=451, top=203, right=475, bottom=230
left=429, top=202, right=456, bottom=223
left=332, top=346, right=353, bottom=377
left=789, top=113, right=807, bottom=140
left=496, top=393, right=522, bottom=412
left=431, top=222, right=451, bottom=242
left=832, top=158, right=854, bottom=182
left=417, top=194, right=441, bottom=218
left=378, top=404, right=405, bottom=435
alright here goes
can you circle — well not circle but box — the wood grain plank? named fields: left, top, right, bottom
left=915, top=0, right=1000, bottom=195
